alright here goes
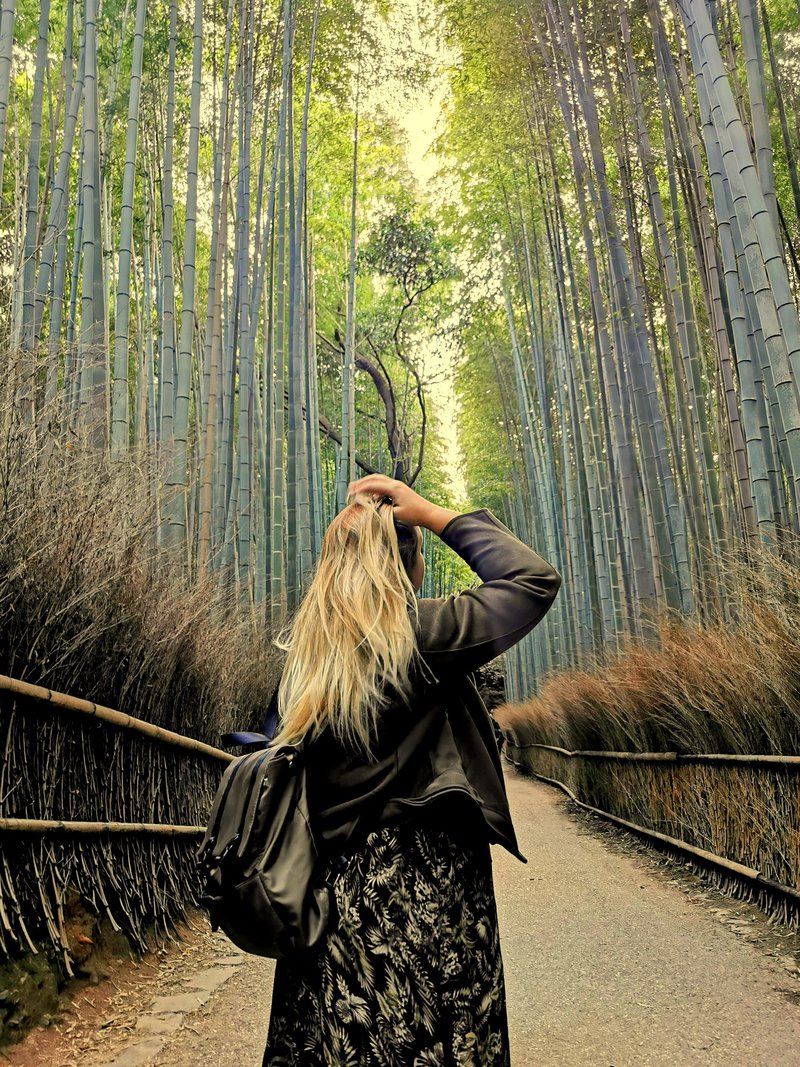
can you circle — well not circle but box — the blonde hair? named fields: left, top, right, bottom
left=269, top=491, right=428, bottom=760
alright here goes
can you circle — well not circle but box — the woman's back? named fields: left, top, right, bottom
left=262, top=477, right=561, bottom=1067
left=305, top=503, right=562, bottom=868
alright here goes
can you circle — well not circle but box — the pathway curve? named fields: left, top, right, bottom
left=13, top=763, right=800, bottom=1066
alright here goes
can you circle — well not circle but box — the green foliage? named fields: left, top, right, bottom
left=359, top=205, right=456, bottom=300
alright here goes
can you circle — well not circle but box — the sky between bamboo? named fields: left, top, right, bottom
left=368, top=2, right=467, bottom=502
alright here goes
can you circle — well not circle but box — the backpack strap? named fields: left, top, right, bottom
left=261, top=685, right=280, bottom=739
left=221, top=684, right=280, bottom=750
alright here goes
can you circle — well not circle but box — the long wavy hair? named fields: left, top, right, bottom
left=269, top=491, right=429, bottom=759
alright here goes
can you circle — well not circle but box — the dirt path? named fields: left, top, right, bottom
left=5, top=763, right=800, bottom=1066
left=497, top=768, right=800, bottom=1065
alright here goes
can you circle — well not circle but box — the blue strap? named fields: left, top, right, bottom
left=261, top=693, right=279, bottom=740
left=221, top=730, right=272, bottom=748
left=220, top=685, right=280, bottom=750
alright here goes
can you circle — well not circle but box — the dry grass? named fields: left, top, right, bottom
left=0, top=399, right=282, bottom=743
left=0, top=399, right=282, bottom=1005
left=497, top=536, right=800, bottom=916
left=497, top=539, right=800, bottom=757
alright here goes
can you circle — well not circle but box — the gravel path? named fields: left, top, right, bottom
left=22, top=763, right=800, bottom=1066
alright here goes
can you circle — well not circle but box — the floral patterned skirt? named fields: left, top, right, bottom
left=262, top=811, right=511, bottom=1066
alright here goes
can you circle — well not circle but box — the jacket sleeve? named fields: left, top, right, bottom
left=413, top=508, right=561, bottom=676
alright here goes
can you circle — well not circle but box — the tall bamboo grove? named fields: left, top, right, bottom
left=438, top=0, right=800, bottom=699
left=6, top=0, right=800, bottom=702
left=0, top=0, right=361, bottom=620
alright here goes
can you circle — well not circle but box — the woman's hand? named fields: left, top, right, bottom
left=347, top=475, right=460, bottom=535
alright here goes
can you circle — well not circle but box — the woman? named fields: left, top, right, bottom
left=263, top=474, right=561, bottom=1066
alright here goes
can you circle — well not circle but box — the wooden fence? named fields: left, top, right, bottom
left=505, top=735, right=800, bottom=926
left=4, top=671, right=798, bottom=982
left=0, top=675, right=230, bottom=976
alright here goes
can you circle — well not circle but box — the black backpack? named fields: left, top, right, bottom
left=195, top=692, right=332, bottom=958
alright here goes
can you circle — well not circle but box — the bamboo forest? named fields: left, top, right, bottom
left=3, top=0, right=800, bottom=679
left=3, top=0, right=800, bottom=1055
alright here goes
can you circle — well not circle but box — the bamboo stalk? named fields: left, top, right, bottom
left=0, top=817, right=204, bottom=834
left=510, top=739, right=800, bottom=767
left=0, top=0, right=16, bottom=199
left=0, top=675, right=234, bottom=763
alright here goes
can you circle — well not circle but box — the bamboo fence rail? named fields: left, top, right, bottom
left=0, top=818, right=204, bottom=833
left=0, top=675, right=234, bottom=763
left=515, top=741, right=800, bottom=767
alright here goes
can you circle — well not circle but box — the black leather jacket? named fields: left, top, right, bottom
left=305, top=508, right=562, bottom=866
